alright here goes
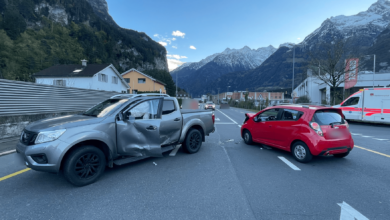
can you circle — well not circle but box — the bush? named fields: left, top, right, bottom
left=296, top=95, right=311, bottom=104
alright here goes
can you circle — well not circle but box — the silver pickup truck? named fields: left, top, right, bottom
left=16, top=94, right=215, bottom=186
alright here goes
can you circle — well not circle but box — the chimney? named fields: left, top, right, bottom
left=81, top=59, right=88, bottom=67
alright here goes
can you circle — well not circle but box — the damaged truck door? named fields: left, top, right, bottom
left=116, top=98, right=164, bottom=157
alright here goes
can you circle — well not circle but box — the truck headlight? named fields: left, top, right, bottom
left=35, top=129, right=66, bottom=144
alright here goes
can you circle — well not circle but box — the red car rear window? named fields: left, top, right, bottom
left=312, top=110, right=345, bottom=126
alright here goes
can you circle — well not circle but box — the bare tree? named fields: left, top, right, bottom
left=307, top=40, right=363, bottom=105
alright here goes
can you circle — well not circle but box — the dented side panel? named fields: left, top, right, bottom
left=116, top=119, right=162, bottom=157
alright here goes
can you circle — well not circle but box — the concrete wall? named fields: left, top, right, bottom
left=0, top=111, right=80, bottom=139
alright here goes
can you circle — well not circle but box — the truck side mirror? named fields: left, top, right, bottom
left=124, top=112, right=135, bottom=122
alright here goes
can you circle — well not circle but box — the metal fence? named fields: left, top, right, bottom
left=0, top=79, right=120, bottom=116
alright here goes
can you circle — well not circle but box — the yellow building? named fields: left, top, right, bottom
left=121, top=68, right=167, bottom=94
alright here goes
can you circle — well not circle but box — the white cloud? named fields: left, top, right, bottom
left=158, top=41, right=167, bottom=46
left=167, top=54, right=187, bottom=60
left=172, top=38, right=176, bottom=41
left=172, top=30, right=186, bottom=38
left=172, top=46, right=178, bottom=49
left=168, top=59, right=185, bottom=71
left=154, top=34, right=159, bottom=37
left=189, top=45, right=196, bottom=50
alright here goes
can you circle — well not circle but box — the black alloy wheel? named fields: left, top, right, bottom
left=63, top=145, right=106, bottom=186
left=182, top=129, right=203, bottom=154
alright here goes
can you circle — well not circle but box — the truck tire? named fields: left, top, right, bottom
left=291, top=141, right=313, bottom=163
left=182, top=129, right=203, bottom=154
left=63, top=145, right=106, bottom=186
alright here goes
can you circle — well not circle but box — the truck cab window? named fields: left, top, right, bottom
left=162, top=100, right=176, bottom=115
left=129, top=100, right=160, bottom=119
left=341, top=97, right=359, bottom=106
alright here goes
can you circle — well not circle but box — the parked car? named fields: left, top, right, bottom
left=333, top=87, right=390, bottom=124
left=16, top=94, right=215, bottom=186
left=204, top=101, right=215, bottom=110
left=241, top=104, right=354, bottom=163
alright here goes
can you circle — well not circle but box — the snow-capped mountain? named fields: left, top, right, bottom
left=303, top=0, right=390, bottom=46
left=171, top=45, right=276, bottom=73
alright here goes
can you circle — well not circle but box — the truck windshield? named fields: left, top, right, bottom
left=313, top=110, right=345, bottom=125
left=82, top=99, right=128, bottom=117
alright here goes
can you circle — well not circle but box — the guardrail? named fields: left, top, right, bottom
left=0, top=79, right=120, bottom=116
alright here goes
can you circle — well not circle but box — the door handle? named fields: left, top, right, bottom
left=146, top=125, right=157, bottom=130
left=174, top=118, right=181, bottom=121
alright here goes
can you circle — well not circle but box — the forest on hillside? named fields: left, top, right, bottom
left=0, top=0, right=176, bottom=95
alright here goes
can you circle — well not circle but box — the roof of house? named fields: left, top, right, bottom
left=34, top=64, right=110, bottom=77
left=121, top=68, right=167, bottom=86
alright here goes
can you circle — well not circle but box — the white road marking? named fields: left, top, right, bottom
left=215, top=122, right=236, bottom=125
left=215, top=118, right=220, bottom=121
left=373, top=138, right=389, bottom=141
left=351, top=133, right=361, bottom=135
left=338, top=201, right=368, bottom=220
left=361, top=136, right=372, bottom=138
left=0, top=149, right=16, bottom=156
left=238, top=125, right=241, bottom=128
left=216, top=109, right=238, bottom=124
left=169, top=145, right=181, bottom=156
left=277, top=157, right=301, bottom=171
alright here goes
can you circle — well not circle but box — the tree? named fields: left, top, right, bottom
left=296, top=95, right=311, bottom=104
left=308, top=39, right=363, bottom=105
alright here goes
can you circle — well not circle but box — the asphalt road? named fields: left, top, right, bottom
left=1, top=105, right=390, bottom=219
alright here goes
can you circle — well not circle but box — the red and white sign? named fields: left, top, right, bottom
left=344, top=58, right=359, bottom=89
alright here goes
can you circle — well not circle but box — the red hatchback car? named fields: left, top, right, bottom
left=241, top=105, right=354, bottom=162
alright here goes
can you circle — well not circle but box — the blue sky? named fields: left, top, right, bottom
left=106, top=0, right=376, bottom=70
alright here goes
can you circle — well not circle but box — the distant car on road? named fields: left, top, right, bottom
left=17, top=94, right=215, bottom=186
left=241, top=104, right=354, bottom=162
left=204, top=101, right=215, bottom=110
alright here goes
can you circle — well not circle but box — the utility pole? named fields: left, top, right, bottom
left=373, top=54, right=376, bottom=88
left=292, top=44, right=295, bottom=96
left=217, top=88, right=220, bottom=104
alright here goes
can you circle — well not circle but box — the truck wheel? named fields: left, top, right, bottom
left=243, top=130, right=253, bottom=145
left=63, top=145, right=106, bottom=186
left=333, top=152, right=349, bottom=158
left=291, top=141, right=312, bottom=163
left=182, top=129, right=203, bottom=154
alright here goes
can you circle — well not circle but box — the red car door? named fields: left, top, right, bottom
left=271, top=108, right=304, bottom=149
left=252, top=108, right=281, bottom=144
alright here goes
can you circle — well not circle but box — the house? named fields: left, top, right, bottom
left=176, top=90, right=190, bottom=99
left=121, top=68, right=166, bottom=94
left=34, top=60, right=130, bottom=93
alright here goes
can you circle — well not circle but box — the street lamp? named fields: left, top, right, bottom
left=217, top=88, right=220, bottom=104
left=288, top=43, right=300, bottom=99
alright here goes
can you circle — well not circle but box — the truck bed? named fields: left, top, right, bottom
left=180, top=109, right=210, bottom=114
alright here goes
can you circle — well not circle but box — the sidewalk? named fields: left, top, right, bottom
left=0, top=137, right=19, bottom=155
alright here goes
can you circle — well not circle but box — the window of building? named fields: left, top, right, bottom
left=99, top=73, right=108, bottom=82
left=112, top=76, right=118, bottom=84
left=53, top=80, right=66, bottom=86
left=124, top=78, right=130, bottom=83
left=138, top=78, right=146, bottom=84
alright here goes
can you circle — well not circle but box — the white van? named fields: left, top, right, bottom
left=334, top=88, right=390, bottom=123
